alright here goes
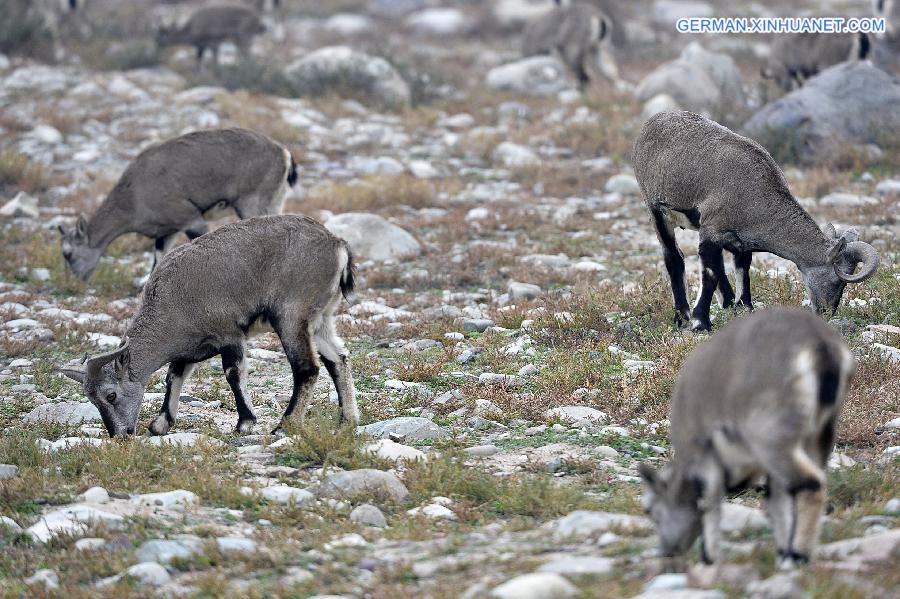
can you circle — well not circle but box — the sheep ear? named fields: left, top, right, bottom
left=59, top=367, right=86, bottom=384
left=826, top=237, right=847, bottom=264
left=599, top=16, right=609, bottom=41
left=841, top=227, right=860, bottom=243
left=824, top=222, right=837, bottom=239
left=75, top=214, right=88, bottom=237
left=57, top=224, right=66, bottom=236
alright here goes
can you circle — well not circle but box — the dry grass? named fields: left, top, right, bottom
left=299, top=175, right=440, bottom=214
left=0, top=149, right=47, bottom=194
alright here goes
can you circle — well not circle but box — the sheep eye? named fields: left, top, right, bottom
left=106, top=392, right=117, bottom=404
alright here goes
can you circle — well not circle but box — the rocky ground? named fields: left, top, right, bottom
left=1, top=1, right=899, bottom=598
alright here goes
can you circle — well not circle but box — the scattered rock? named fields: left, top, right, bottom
left=216, top=536, right=258, bottom=554
left=360, top=417, right=449, bottom=441
left=493, top=142, right=541, bottom=168
left=130, top=490, right=199, bottom=511
left=744, top=62, right=900, bottom=165
left=605, top=174, right=641, bottom=195
left=314, top=469, right=410, bottom=504
left=546, top=510, right=652, bottom=539
left=24, top=569, right=59, bottom=591
left=536, top=556, right=616, bottom=575
left=508, top=281, right=542, bottom=300
left=405, top=8, right=467, bottom=35
left=486, top=56, right=570, bottom=97
left=0, top=191, right=39, bottom=218
left=491, top=572, right=578, bottom=599
left=0, top=464, right=18, bottom=479
left=365, top=438, right=426, bottom=462
left=325, top=213, right=421, bottom=262
left=78, top=486, right=110, bottom=503
left=23, top=401, right=101, bottom=425
left=544, top=406, right=608, bottom=425
left=350, top=504, right=387, bottom=528
left=135, top=537, right=203, bottom=565
left=284, top=46, right=410, bottom=109
left=27, top=505, right=124, bottom=543
left=260, top=485, right=315, bottom=506
left=720, top=503, right=768, bottom=534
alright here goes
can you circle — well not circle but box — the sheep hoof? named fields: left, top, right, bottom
left=673, top=311, right=691, bottom=329
left=691, top=318, right=712, bottom=332
left=236, top=418, right=256, bottom=434
left=148, top=415, right=170, bottom=436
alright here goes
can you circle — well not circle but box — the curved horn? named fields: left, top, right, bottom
left=835, top=241, right=879, bottom=283
left=85, top=337, right=130, bottom=379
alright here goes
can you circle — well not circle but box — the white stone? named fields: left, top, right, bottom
left=75, top=537, right=106, bottom=551
left=405, top=8, right=467, bottom=35
left=216, top=536, right=258, bottom=554
left=547, top=510, right=652, bottom=539
left=323, top=13, right=372, bottom=36
left=145, top=433, right=226, bottom=448
left=605, top=174, right=640, bottom=195
left=644, top=573, right=688, bottom=592
left=487, top=56, right=570, bottom=97
left=819, top=193, right=879, bottom=208
left=492, top=142, right=540, bottom=168
left=27, top=505, right=124, bottom=543
left=720, top=503, right=768, bottom=533
left=408, top=502, right=457, bottom=521
left=491, top=572, right=578, bottom=599
left=31, top=125, right=63, bottom=144
left=0, top=192, right=39, bottom=218
left=260, top=485, right=315, bottom=506
left=25, top=569, right=59, bottom=590
left=350, top=504, right=387, bottom=527
left=325, top=213, right=420, bottom=262
left=365, top=439, right=426, bottom=462
left=545, top=406, right=608, bottom=425
left=130, top=489, right=199, bottom=510
left=78, top=486, right=110, bottom=504
left=0, top=515, right=22, bottom=532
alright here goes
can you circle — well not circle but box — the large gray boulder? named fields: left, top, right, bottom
left=679, top=42, right=744, bottom=108
left=284, top=46, right=410, bottom=109
left=486, top=56, right=570, bottom=97
left=635, top=60, right=721, bottom=117
left=743, top=62, right=900, bottom=165
left=325, top=213, right=420, bottom=262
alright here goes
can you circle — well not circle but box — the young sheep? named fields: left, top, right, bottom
left=60, top=215, right=358, bottom=437
left=762, top=32, right=870, bottom=92
left=633, top=111, right=879, bottom=331
left=59, top=127, right=295, bottom=282
left=639, top=307, right=853, bottom=569
left=521, top=0, right=619, bottom=90
left=155, top=3, right=265, bottom=67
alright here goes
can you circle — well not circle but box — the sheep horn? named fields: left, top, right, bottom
left=84, top=337, right=130, bottom=379
left=835, top=241, right=879, bottom=283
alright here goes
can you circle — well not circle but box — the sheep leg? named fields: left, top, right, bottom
left=221, top=344, right=257, bottom=434
left=691, top=239, right=726, bottom=331
left=650, top=207, right=690, bottom=328
left=315, top=314, right=358, bottom=425
left=195, top=45, right=205, bottom=70
left=766, top=477, right=795, bottom=565
left=766, top=445, right=828, bottom=569
left=733, top=251, right=753, bottom=309
left=697, top=459, right=725, bottom=564
left=149, top=361, right=196, bottom=435
left=274, top=320, right=319, bottom=431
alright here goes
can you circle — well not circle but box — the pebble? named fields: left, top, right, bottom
left=25, top=569, right=59, bottom=591
left=490, top=572, right=578, bottom=599
left=259, top=485, right=315, bottom=506
left=0, top=464, right=18, bottom=479
left=350, top=504, right=388, bottom=528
